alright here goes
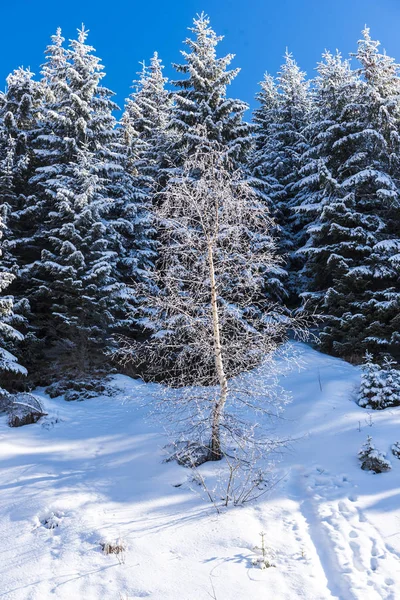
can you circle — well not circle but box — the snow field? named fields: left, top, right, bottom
left=1, top=343, right=400, bottom=599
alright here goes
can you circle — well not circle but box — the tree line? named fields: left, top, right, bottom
left=1, top=13, right=399, bottom=393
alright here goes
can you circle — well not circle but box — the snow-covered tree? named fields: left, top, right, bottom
left=295, top=50, right=360, bottom=296
left=358, top=352, right=400, bottom=409
left=271, top=51, right=311, bottom=231
left=250, top=73, right=289, bottom=302
left=0, top=67, right=46, bottom=272
left=169, top=15, right=285, bottom=302
left=0, top=38, right=72, bottom=374
left=119, top=143, right=308, bottom=462
left=251, top=52, right=311, bottom=299
left=251, top=73, right=282, bottom=206
left=0, top=216, right=26, bottom=390
left=0, top=67, right=46, bottom=372
left=117, top=52, right=172, bottom=306
left=25, top=26, right=153, bottom=374
left=31, top=146, right=126, bottom=373
left=358, top=435, right=391, bottom=472
left=254, top=55, right=310, bottom=248
left=391, top=441, right=400, bottom=459
left=41, top=27, right=68, bottom=88
left=121, top=51, right=172, bottom=187
left=170, top=13, right=253, bottom=166
left=298, top=30, right=400, bottom=361
left=0, top=136, right=18, bottom=251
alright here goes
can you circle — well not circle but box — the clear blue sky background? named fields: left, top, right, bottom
left=2, top=0, right=400, bottom=116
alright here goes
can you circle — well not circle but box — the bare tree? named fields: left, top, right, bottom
left=118, top=141, right=309, bottom=466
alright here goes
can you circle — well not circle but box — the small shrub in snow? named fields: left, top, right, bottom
left=358, top=436, right=391, bottom=473
left=164, top=441, right=210, bottom=467
left=391, top=442, right=400, bottom=459
left=46, top=377, right=113, bottom=401
left=41, top=511, right=65, bottom=529
left=41, top=416, right=61, bottom=430
left=7, top=393, right=46, bottom=427
left=251, top=531, right=275, bottom=569
left=358, top=353, right=400, bottom=410
left=101, top=539, right=126, bottom=564
left=223, top=454, right=273, bottom=507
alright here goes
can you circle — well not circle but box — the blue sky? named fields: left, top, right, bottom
left=2, top=0, right=400, bottom=115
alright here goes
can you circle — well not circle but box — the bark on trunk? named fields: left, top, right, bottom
left=208, top=241, right=228, bottom=461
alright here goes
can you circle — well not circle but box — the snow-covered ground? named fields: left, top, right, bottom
left=1, top=343, right=400, bottom=600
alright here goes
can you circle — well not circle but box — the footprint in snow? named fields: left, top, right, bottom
left=36, top=510, right=66, bottom=530
left=338, top=501, right=352, bottom=516
left=349, top=530, right=358, bottom=538
left=349, top=540, right=365, bottom=572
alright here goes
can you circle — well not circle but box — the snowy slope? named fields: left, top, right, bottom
left=1, top=343, right=399, bottom=600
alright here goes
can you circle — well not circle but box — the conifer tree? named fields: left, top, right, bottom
left=31, top=146, right=124, bottom=372
left=251, top=53, right=310, bottom=299
left=0, top=216, right=26, bottom=389
left=358, top=352, right=400, bottom=410
left=358, top=435, right=391, bottom=472
left=298, top=30, right=400, bottom=360
left=251, top=73, right=283, bottom=207
left=121, top=51, right=172, bottom=186
left=0, top=67, right=46, bottom=272
left=0, top=68, right=46, bottom=371
left=273, top=52, right=311, bottom=235
left=170, top=13, right=253, bottom=166
left=118, top=52, right=171, bottom=296
left=27, top=26, right=153, bottom=374
left=295, top=50, right=360, bottom=296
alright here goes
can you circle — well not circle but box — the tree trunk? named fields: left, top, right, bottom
left=208, top=241, right=228, bottom=461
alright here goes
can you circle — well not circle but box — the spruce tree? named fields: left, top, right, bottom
left=31, top=146, right=124, bottom=373
left=273, top=51, right=311, bottom=240
left=0, top=67, right=46, bottom=272
left=251, top=73, right=283, bottom=207
left=358, top=352, right=400, bottom=409
left=170, top=13, right=253, bottom=165
left=121, top=51, right=172, bottom=186
left=298, top=31, right=400, bottom=361
left=0, top=216, right=26, bottom=390
left=0, top=67, right=46, bottom=371
left=168, top=15, right=285, bottom=302
left=358, top=435, right=391, bottom=472
left=295, top=50, right=361, bottom=297
left=26, top=26, right=153, bottom=376
left=68, top=26, right=154, bottom=332
left=118, top=52, right=171, bottom=300
left=251, top=52, right=311, bottom=299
